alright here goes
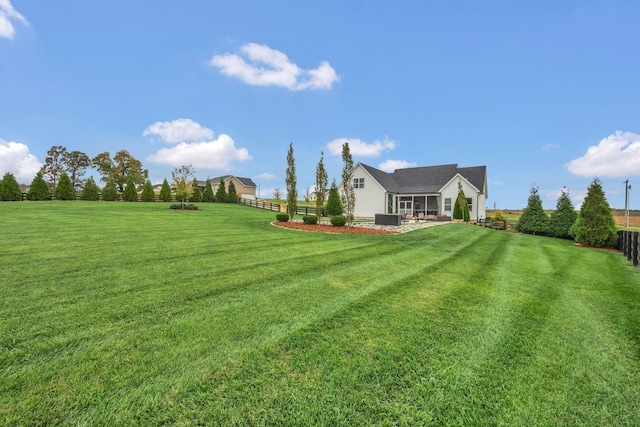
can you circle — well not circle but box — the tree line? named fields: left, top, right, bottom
left=514, top=178, right=618, bottom=248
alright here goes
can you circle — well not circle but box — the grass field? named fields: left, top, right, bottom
left=1, top=202, right=640, bottom=425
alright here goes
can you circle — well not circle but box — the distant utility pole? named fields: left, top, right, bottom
left=624, top=179, right=631, bottom=228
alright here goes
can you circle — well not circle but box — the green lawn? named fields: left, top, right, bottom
left=1, top=202, right=639, bottom=425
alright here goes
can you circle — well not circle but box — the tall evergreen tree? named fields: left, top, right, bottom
left=452, top=181, right=470, bottom=221
left=286, top=142, right=297, bottom=219
left=315, top=151, right=328, bottom=217
left=572, top=178, right=617, bottom=247
left=81, top=176, right=100, bottom=201
left=189, top=178, right=202, bottom=202
left=516, top=185, right=549, bottom=235
left=54, top=172, right=76, bottom=200
left=122, top=175, right=139, bottom=201
left=0, top=172, right=22, bottom=201
left=325, top=179, right=343, bottom=216
left=341, top=142, right=355, bottom=225
left=549, top=187, right=577, bottom=239
left=140, top=180, right=156, bottom=202
left=27, top=172, right=51, bottom=201
left=215, top=177, right=227, bottom=203
left=159, top=178, right=172, bottom=202
left=101, top=177, right=119, bottom=201
left=227, top=181, right=238, bottom=203
left=202, top=178, right=215, bottom=202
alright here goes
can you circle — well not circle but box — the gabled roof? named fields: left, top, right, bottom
left=359, top=163, right=486, bottom=194
left=198, top=176, right=257, bottom=188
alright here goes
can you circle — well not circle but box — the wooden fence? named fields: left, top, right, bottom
left=618, top=230, right=639, bottom=268
left=238, top=198, right=281, bottom=212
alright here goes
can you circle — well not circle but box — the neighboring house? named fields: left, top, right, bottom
left=351, top=163, right=488, bottom=220
left=198, top=176, right=257, bottom=200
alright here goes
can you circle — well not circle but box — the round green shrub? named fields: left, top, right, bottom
left=302, top=215, right=318, bottom=225
left=276, top=213, right=290, bottom=222
left=331, top=215, right=347, bottom=227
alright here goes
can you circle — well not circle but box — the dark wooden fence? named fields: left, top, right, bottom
left=238, top=198, right=281, bottom=212
left=475, top=217, right=510, bottom=231
left=618, top=230, right=639, bottom=268
left=21, top=193, right=180, bottom=202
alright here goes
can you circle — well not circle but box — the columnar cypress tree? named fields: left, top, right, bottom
left=549, top=187, right=577, bottom=239
left=315, top=151, right=328, bottom=217
left=572, top=178, right=617, bottom=247
left=325, top=179, right=343, bottom=216
left=102, top=177, right=119, bottom=201
left=453, top=181, right=469, bottom=221
left=122, top=175, right=138, bottom=201
left=140, top=180, right=156, bottom=202
left=54, top=172, right=76, bottom=200
left=215, top=178, right=227, bottom=203
left=202, top=178, right=215, bottom=202
left=341, top=142, right=355, bottom=225
left=516, top=185, right=549, bottom=235
left=159, top=178, right=172, bottom=202
left=227, top=181, right=238, bottom=203
left=0, top=172, right=22, bottom=201
left=27, top=172, right=51, bottom=201
left=81, top=176, right=100, bottom=201
left=286, top=142, right=297, bottom=219
left=189, top=179, right=202, bottom=202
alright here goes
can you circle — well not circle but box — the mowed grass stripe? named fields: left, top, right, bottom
left=1, top=202, right=639, bottom=425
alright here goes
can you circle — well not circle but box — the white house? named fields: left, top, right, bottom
left=349, top=163, right=488, bottom=220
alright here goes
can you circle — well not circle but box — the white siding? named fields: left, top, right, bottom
left=440, top=176, right=486, bottom=220
left=351, top=164, right=387, bottom=218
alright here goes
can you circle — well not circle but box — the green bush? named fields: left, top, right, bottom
left=276, top=213, right=290, bottom=222
left=331, top=215, right=347, bottom=227
left=81, top=177, right=100, bottom=201
left=302, top=215, right=318, bottom=225
left=325, top=180, right=343, bottom=216
left=215, top=178, right=227, bottom=203
left=190, top=178, right=202, bottom=202
left=549, top=187, right=577, bottom=239
left=202, top=179, right=215, bottom=202
left=516, top=186, right=549, bottom=235
left=227, top=181, right=238, bottom=203
left=27, top=172, right=51, bottom=201
left=170, top=204, right=199, bottom=210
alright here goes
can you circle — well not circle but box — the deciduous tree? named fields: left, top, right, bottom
left=92, top=150, right=148, bottom=192
left=64, top=150, right=91, bottom=191
left=286, top=142, right=297, bottom=219
left=40, top=145, right=67, bottom=189
left=172, top=164, right=195, bottom=207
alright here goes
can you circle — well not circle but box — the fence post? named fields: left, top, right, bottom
left=633, top=232, right=639, bottom=268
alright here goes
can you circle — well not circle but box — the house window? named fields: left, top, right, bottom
left=467, top=197, right=473, bottom=212
left=353, top=178, right=364, bottom=189
left=444, top=198, right=452, bottom=212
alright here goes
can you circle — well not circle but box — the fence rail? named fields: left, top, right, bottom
left=238, top=198, right=281, bottom=212
left=618, top=230, right=639, bottom=267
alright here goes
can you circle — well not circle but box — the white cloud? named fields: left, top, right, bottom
left=143, top=118, right=214, bottom=144
left=0, top=0, right=28, bottom=40
left=0, top=138, right=41, bottom=183
left=326, top=137, right=396, bottom=157
left=147, top=134, right=251, bottom=170
left=566, top=131, right=640, bottom=177
left=255, top=172, right=276, bottom=180
left=210, top=43, right=339, bottom=91
left=378, top=159, right=417, bottom=172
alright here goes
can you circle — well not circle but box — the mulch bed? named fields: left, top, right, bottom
left=272, top=221, right=398, bottom=235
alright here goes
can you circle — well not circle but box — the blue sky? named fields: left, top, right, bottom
left=1, top=0, right=639, bottom=209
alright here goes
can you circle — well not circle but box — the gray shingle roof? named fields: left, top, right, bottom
left=197, top=176, right=257, bottom=188
left=360, top=163, right=486, bottom=194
